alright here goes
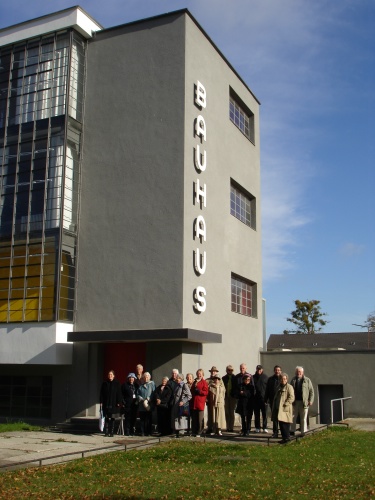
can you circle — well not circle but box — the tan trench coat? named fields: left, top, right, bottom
left=271, top=383, right=295, bottom=424
left=207, top=382, right=226, bottom=430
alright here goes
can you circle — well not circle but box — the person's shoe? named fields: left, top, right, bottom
left=217, top=431, right=222, bottom=436
left=290, top=431, right=295, bottom=436
left=263, top=429, right=269, bottom=433
left=271, top=433, right=278, bottom=438
left=255, top=428, right=260, bottom=433
left=245, top=431, right=250, bottom=436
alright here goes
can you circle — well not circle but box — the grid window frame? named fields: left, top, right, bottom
left=229, top=88, right=255, bottom=144
left=231, top=274, right=257, bottom=318
left=230, top=180, right=256, bottom=230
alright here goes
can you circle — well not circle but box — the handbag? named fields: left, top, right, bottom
left=99, top=407, right=105, bottom=432
left=179, top=401, right=190, bottom=417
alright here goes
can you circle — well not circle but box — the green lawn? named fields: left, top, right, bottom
left=0, top=421, right=43, bottom=433
left=0, top=427, right=374, bottom=499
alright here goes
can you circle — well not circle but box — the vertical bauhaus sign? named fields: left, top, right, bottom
left=193, top=81, right=207, bottom=313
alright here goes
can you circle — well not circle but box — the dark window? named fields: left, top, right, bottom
left=230, top=181, right=256, bottom=230
left=231, top=274, right=257, bottom=317
left=229, top=88, right=255, bottom=143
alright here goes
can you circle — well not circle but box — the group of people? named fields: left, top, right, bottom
left=99, top=362, right=314, bottom=444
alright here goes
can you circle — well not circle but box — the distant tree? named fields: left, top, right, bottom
left=285, top=299, right=328, bottom=334
left=365, top=311, right=375, bottom=331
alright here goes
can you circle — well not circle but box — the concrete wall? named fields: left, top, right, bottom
left=0, top=322, right=73, bottom=365
left=76, top=14, right=186, bottom=331
left=181, top=16, right=263, bottom=373
left=76, top=11, right=263, bottom=394
left=261, top=350, right=375, bottom=419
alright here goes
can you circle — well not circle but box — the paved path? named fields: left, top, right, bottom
left=0, top=418, right=373, bottom=471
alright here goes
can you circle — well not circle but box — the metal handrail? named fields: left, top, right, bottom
left=330, top=397, right=352, bottom=423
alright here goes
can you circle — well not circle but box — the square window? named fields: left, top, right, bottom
left=230, top=181, right=256, bottom=230
left=229, top=88, right=255, bottom=143
left=231, top=274, right=257, bottom=317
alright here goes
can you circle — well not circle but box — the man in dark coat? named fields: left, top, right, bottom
left=253, top=365, right=268, bottom=433
left=222, top=364, right=238, bottom=432
left=264, top=365, right=282, bottom=437
left=100, top=370, right=122, bottom=437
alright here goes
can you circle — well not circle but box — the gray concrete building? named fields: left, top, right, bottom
left=0, top=7, right=263, bottom=422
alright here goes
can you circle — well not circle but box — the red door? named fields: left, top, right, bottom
left=103, top=343, right=146, bottom=384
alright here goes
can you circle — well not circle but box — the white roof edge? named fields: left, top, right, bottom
left=0, top=6, right=103, bottom=47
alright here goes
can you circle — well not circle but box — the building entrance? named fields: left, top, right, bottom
left=318, top=384, right=344, bottom=424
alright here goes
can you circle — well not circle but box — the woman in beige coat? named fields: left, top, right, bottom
left=207, top=375, right=226, bottom=436
left=271, top=373, right=295, bottom=443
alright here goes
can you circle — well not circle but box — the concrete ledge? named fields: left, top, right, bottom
left=68, top=328, right=222, bottom=344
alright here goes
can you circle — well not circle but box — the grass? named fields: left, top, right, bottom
left=0, top=421, right=43, bottom=433
left=0, top=427, right=374, bottom=499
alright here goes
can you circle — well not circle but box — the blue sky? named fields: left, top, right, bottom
left=1, top=0, right=374, bottom=335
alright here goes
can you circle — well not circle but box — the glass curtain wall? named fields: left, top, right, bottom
left=0, top=30, right=85, bottom=323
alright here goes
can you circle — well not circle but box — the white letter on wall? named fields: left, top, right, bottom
left=195, top=81, right=207, bottom=109
left=195, top=115, right=206, bottom=141
left=194, top=286, right=207, bottom=312
left=194, top=215, right=206, bottom=242
left=194, top=249, right=207, bottom=275
left=194, top=179, right=207, bottom=208
left=194, top=144, right=207, bottom=172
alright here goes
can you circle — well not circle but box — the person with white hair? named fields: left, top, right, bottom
left=290, top=366, right=314, bottom=437
left=137, top=372, right=155, bottom=436
left=154, top=376, right=173, bottom=436
left=271, top=372, right=295, bottom=444
left=171, top=373, right=191, bottom=437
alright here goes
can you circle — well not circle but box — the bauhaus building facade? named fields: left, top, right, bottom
left=0, top=7, right=263, bottom=422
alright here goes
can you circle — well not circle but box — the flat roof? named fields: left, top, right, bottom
left=0, top=6, right=103, bottom=47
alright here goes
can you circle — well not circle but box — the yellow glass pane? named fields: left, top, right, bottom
left=10, top=289, right=24, bottom=299
left=27, top=264, right=41, bottom=276
left=0, top=245, right=12, bottom=258
left=26, top=277, right=40, bottom=288
left=13, top=246, right=27, bottom=259
left=40, top=309, right=53, bottom=321
left=11, top=266, right=26, bottom=278
left=28, top=254, right=42, bottom=265
left=9, top=310, right=23, bottom=322
left=0, top=268, right=10, bottom=281
left=0, top=256, right=11, bottom=268
left=42, top=264, right=55, bottom=275
left=13, top=256, right=26, bottom=266
left=9, top=299, right=23, bottom=311
left=11, top=278, right=24, bottom=288
left=24, top=309, right=38, bottom=321
left=26, top=288, right=39, bottom=299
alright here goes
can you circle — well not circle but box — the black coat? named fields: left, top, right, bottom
left=153, top=384, right=173, bottom=408
left=121, top=382, right=137, bottom=410
left=264, top=375, right=280, bottom=405
left=235, top=383, right=255, bottom=415
left=100, top=378, right=122, bottom=415
left=222, top=374, right=238, bottom=398
left=253, top=372, right=268, bottom=400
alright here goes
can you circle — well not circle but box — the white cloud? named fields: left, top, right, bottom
left=338, top=243, right=366, bottom=258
